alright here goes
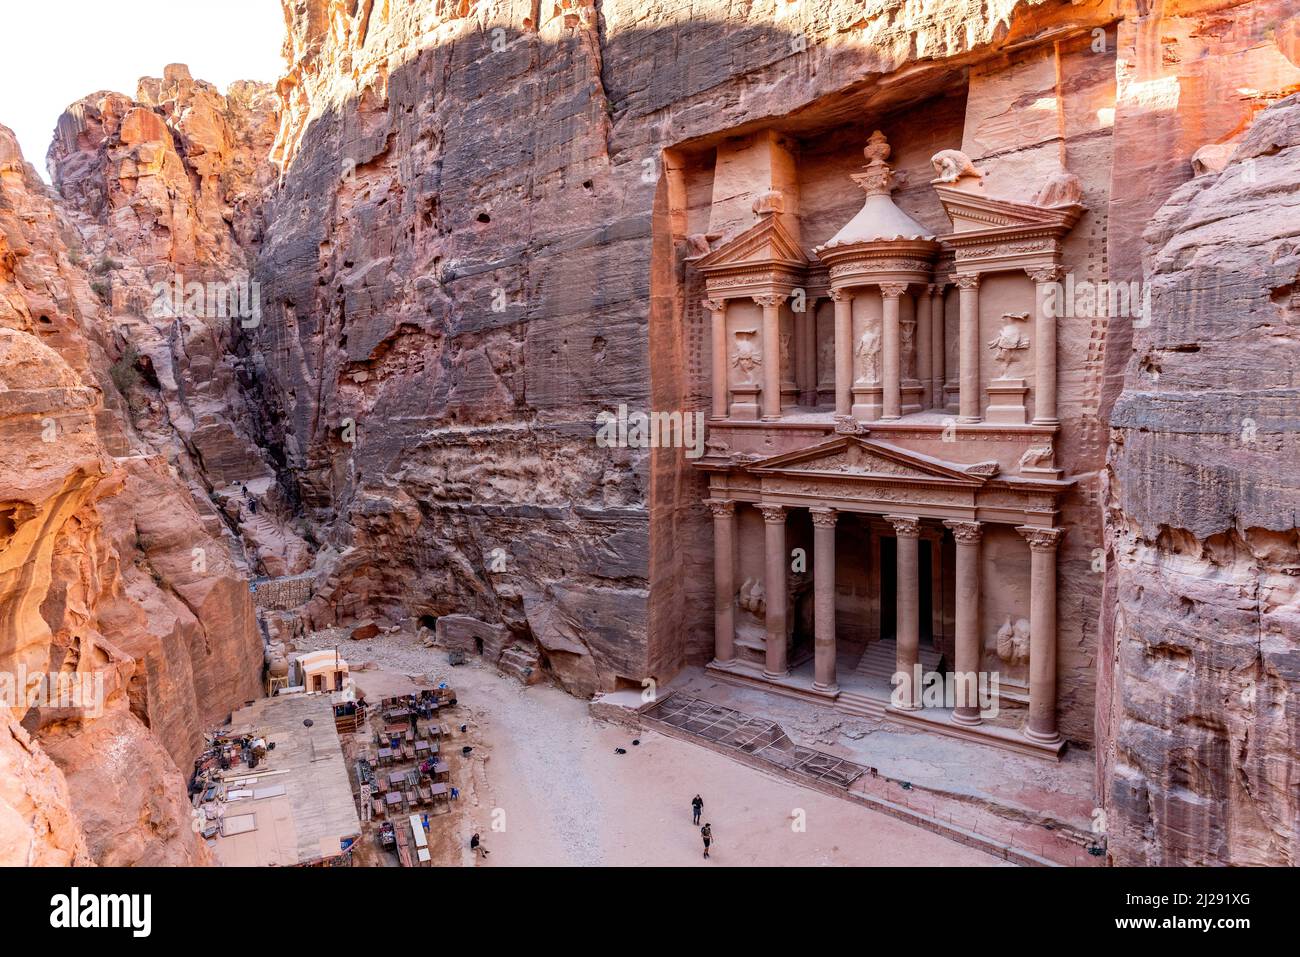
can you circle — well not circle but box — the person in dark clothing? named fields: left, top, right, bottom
left=700, top=823, right=713, bottom=860
left=470, top=833, right=489, bottom=858
left=409, top=710, right=419, bottom=739
left=691, top=794, right=703, bottom=825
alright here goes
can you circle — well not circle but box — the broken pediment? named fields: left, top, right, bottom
left=748, top=435, right=995, bottom=485
left=692, top=208, right=808, bottom=273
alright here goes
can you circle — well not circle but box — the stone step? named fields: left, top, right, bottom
left=835, top=691, right=887, bottom=720
left=856, top=639, right=942, bottom=680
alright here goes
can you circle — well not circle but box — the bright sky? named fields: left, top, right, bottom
left=0, top=1, right=286, bottom=179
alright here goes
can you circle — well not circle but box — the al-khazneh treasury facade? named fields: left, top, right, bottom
left=680, top=108, right=1102, bottom=760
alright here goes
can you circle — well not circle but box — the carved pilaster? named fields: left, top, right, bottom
left=758, top=504, right=788, bottom=525
left=703, top=498, right=736, bottom=518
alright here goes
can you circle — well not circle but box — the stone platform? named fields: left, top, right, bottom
left=599, top=665, right=1103, bottom=866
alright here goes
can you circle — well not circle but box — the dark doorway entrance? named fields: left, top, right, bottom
left=879, top=535, right=933, bottom=645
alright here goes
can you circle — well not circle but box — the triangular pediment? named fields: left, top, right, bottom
left=748, top=436, right=995, bottom=485
left=934, top=185, right=1083, bottom=237
left=693, top=212, right=808, bottom=271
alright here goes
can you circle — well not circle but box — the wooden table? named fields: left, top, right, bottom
left=384, top=791, right=404, bottom=807
left=377, top=747, right=394, bottom=764
left=414, top=741, right=430, bottom=755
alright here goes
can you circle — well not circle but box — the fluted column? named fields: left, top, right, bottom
left=886, top=515, right=922, bottom=710
left=759, top=504, right=789, bottom=678
left=915, top=286, right=933, bottom=408
left=1018, top=525, right=1064, bottom=745
left=706, top=499, right=736, bottom=663
left=810, top=508, right=839, bottom=693
left=1027, top=266, right=1063, bottom=426
left=704, top=298, right=728, bottom=420
left=755, top=294, right=786, bottom=420
left=955, top=273, right=981, bottom=422
left=880, top=283, right=907, bottom=420
left=831, top=289, right=852, bottom=416
left=930, top=283, right=946, bottom=406
left=945, top=520, right=983, bottom=726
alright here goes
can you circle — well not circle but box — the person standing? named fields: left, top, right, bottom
left=691, top=794, right=703, bottom=825
left=700, top=823, right=713, bottom=860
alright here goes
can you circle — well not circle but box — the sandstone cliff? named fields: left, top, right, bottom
left=1, top=90, right=266, bottom=863
left=1102, top=94, right=1300, bottom=865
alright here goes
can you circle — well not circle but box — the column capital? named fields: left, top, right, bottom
left=758, top=503, right=787, bottom=524
left=809, top=507, right=838, bottom=528
left=703, top=498, right=735, bottom=517
left=829, top=288, right=852, bottom=302
left=944, top=519, right=983, bottom=544
left=1017, top=525, right=1064, bottom=551
left=878, top=282, right=909, bottom=299
left=953, top=273, right=980, bottom=290
left=1026, top=265, right=1064, bottom=284
left=701, top=298, right=726, bottom=313
left=927, top=282, right=945, bottom=295
left=884, top=514, right=922, bottom=538
left=752, top=293, right=788, bottom=308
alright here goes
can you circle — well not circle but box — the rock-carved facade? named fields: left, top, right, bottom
left=691, top=130, right=1085, bottom=757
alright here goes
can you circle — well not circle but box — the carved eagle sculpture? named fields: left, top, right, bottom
left=930, top=149, right=982, bottom=184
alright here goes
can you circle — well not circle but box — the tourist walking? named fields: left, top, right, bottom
left=700, top=823, right=713, bottom=860
left=691, top=794, right=703, bottom=825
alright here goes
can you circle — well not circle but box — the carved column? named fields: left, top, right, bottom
left=945, top=520, right=983, bottom=726
left=706, top=499, right=736, bottom=664
left=880, top=283, right=908, bottom=420
left=1018, top=525, right=1064, bottom=745
left=831, top=289, right=853, bottom=417
left=886, top=514, right=922, bottom=710
left=915, top=286, right=933, bottom=408
left=810, top=508, right=839, bottom=693
left=929, top=283, right=946, bottom=408
left=754, top=294, right=786, bottom=420
left=955, top=273, right=981, bottom=422
left=760, top=504, right=789, bottom=678
left=1027, top=266, right=1063, bottom=426
left=704, top=298, right=728, bottom=420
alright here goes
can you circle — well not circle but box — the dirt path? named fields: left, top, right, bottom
left=322, top=627, right=1005, bottom=867
left=452, top=663, right=1005, bottom=867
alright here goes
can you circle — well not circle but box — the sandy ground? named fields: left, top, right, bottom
left=307, top=630, right=1005, bottom=867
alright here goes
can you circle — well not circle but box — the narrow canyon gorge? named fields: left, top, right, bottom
left=1, top=0, right=1296, bottom=869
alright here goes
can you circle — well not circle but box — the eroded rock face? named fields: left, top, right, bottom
left=252, top=0, right=1122, bottom=696
left=0, top=121, right=261, bottom=865
left=1101, top=95, right=1300, bottom=866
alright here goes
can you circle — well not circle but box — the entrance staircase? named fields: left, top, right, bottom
left=837, top=639, right=943, bottom=719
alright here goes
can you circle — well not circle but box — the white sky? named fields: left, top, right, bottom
left=0, top=1, right=286, bottom=179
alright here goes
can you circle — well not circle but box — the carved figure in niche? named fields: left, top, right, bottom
left=855, top=325, right=881, bottom=384
left=780, top=330, right=793, bottom=378
left=996, top=617, right=1031, bottom=664
left=930, top=149, right=982, bottom=184
left=901, top=318, right=916, bottom=378
left=987, top=312, right=1030, bottom=375
left=1019, top=442, right=1054, bottom=470
left=731, top=329, right=762, bottom=384
left=818, top=331, right=834, bottom=382
left=737, top=578, right=766, bottom=617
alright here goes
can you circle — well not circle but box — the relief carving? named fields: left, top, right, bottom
left=996, top=617, right=1031, bottom=664
left=988, top=312, right=1031, bottom=375
left=731, top=329, right=762, bottom=384
left=855, top=325, right=881, bottom=384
